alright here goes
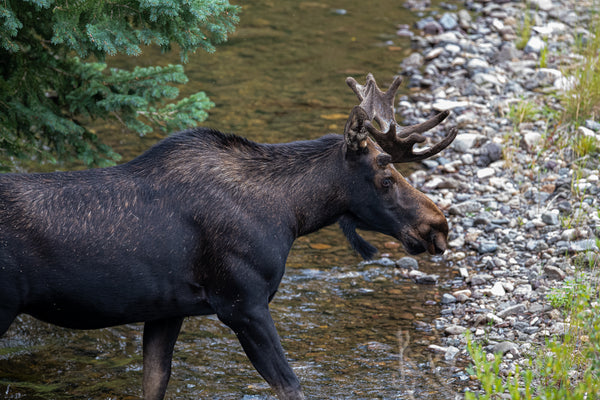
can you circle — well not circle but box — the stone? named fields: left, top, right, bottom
left=428, top=344, right=448, bottom=354
left=550, top=322, right=569, bottom=335
left=497, top=304, right=526, bottom=318
left=452, top=133, right=485, bottom=152
left=585, top=119, right=600, bottom=131
left=409, top=270, right=439, bottom=284
left=439, top=13, right=458, bottom=31
left=524, top=36, right=546, bottom=54
left=543, top=265, right=566, bottom=281
left=478, top=142, right=503, bottom=166
left=457, top=9, right=471, bottom=30
left=529, top=0, right=553, bottom=11
left=478, top=241, right=499, bottom=254
left=449, top=200, right=481, bottom=216
left=490, top=281, right=506, bottom=297
left=470, top=274, right=493, bottom=285
left=569, top=239, right=599, bottom=253
left=445, top=324, right=467, bottom=335
left=401, top=52, right=424, bottom=70
left=492, top=341, right=519, bottom=356
left=424, top=47, right=444, bottom=60
left=397, top=257, right=419, bottom=270
left=514, top=284, right=533, bottom=297
left=442, top=293, right=457, bottom=304
left=445, top=346, right=460, bottom=361
left=432, top=99, right=470, bottom=112
left=521, top=130, right=542, bottom=152
left=467, top=58, right=490, bottom=71
left=422, top=21, right=444, bottom=35
left=477, top=167, right=495, bottom=179
left=541, top=211, right=560, bottom=226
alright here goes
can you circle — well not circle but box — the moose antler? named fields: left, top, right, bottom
left=344, top=73, right=458, bottom=163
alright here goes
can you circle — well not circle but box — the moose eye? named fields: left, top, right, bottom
left=381, top=177, right=393, bottom=188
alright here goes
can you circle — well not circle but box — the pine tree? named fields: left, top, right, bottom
left=0, top=0, right=239, bottom=169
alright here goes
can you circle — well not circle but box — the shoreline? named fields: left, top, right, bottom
left=391, top=0, right=600, bottom=395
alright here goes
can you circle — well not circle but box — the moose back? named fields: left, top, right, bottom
left=0, top=75, right=457, bottom=400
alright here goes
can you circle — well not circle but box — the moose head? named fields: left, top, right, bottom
left=338, top=73, right=458, bottom=259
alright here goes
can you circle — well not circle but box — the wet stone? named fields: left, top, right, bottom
left=442, top=293, right=457, bottom=304
left=396, top=256, right=419, bottom=270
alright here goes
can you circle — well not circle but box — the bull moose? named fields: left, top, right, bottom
left=0, top=74, right=457, bottom=399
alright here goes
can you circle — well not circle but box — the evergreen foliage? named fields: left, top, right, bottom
left=0, top=0, right=239, bottom=169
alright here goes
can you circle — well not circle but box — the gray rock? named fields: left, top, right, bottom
left=514, top=284, right=533, bottom=297
left=467, top=58, right=490, bottom=71
left=569, top=239, right=599, bottom=253
left=497, top=304, right=527, bottom=318
left=490, top=281, right=506, bottom=296
left=445, top=324, right=467, bottom=335
left=493, top=341, right=519, bottom=356
left=457, top=9, right=472, bottom=30
left=478, top=142, right=503, bottom=166
left=442, top=293, right=457, bottom=304
left=444, top=346, right=460, bottom=361
left=524, top=36, right=546, bottom=54
left=585, top=119, right=600, bottom=131
left=529, top=0, right=553, bottom=11
left=493, top=43, right=520, bottom=64
left=453, top=133, right=485, bottom=152
left=543, top=265, right=566, bottom=280
left=422, top=21, right=444, bottom=35
left=542, top=212, right=560, bottom=226
left=478, top=241, right=499, bottom=254
left=521, top=130, right=542, bottom=152
left=439, top=13, right=458, bottom=31
left=409, top=270, right=439, bottom=284
left=401, top=52, right=424, bottom=70
left=449, top=200, right=482, bottom=216
left=470, top=274, right=493, bottom=285
left=396, top=256, right=419, bottom=270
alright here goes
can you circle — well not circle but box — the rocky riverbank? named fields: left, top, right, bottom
left=389, top=0, right=600, bottom=395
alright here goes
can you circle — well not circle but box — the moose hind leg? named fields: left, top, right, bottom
left=142, top=317, right=183, bottom=400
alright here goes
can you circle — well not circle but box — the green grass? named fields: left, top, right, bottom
left=466, top=254, right=600, bottom=399
left=561, top=18, right=600, bottom=124
left=516, top=8, right=533, bottom=51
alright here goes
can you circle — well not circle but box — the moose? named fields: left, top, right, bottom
left=0, top=74, right=457, bottom=399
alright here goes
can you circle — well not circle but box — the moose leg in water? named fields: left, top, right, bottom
left=143, top=317, right=184, bottom=400
left=216, top=301, right=304, bottom=400
left=208, top=251, right=305, bottom=400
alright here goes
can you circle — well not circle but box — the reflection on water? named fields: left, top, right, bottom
left=1, top=0, right=464, bottom=398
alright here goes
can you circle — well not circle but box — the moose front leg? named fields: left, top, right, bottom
left=216, top=303, right=305, bottom=400
left=142, top=317, right=184, bottom=400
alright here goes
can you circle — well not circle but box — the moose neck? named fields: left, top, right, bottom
left=261, top=135, right=350, bottom=238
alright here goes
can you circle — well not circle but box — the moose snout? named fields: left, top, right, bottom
left=427, top=230, right=448, bottom=255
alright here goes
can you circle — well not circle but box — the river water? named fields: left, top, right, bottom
left=0, top=0, right=466, bottom=398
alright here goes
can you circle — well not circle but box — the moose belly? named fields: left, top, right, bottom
left=22, top=263, right=212, bottom=329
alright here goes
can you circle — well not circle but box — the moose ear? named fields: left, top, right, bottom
left=376, top=153, right=392, bottom=167
left=343, top=106, right=370, bottom=152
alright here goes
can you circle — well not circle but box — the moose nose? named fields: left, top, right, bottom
left=427, top=230, right=447, bottom=255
